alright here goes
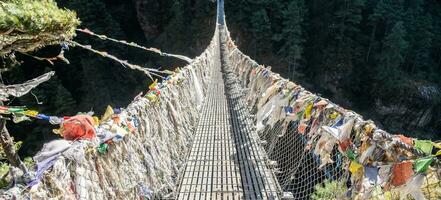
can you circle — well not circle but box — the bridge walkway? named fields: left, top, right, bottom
left=177, top=26, right=280, bottom=200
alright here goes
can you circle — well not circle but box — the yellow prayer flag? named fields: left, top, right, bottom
left=24, top=110, right=39, bottom=117
left=304, top=103, right=313, bottom=119
left=349, top=161, right=363, bottom=174
left=145, top=93, right=158, bottom=102
left=149, top=79, right=158, bottom=90
left=433, top=142, right=441, bottom=149
left=329, top=112, right=339, bottom=120
left=101, top=105, right=114, bottom=122
left=92, top=116, right=100, bottom=125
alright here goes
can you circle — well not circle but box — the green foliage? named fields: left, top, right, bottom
left=277, top=0, right=307, bottom=62
left=224, top=0, right=440, bottom=138
left=0, top=162, right=10, bottom=188
left=0, top=156, right=34, bottom=189
left=0, top=141, right=22, bottom=161
left=0, top=140, right=35, bottom=189
left=2, top=0, right=440, bottom=157
left=374, top=21, right=409, bottom=95
left=0, top=0, right=80, bottom=56
left=311, top=179, right=348, bottom=200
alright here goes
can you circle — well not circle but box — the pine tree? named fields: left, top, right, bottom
left=375, top=21, right=408, bottom=94
left=427, top=0, right=441, bottom=83
left=327, top=0, right=365, bottom=68
left=313, top=0, right=365, bottom=95
left=277, top=0, right=307, bottom=79
left=246, top=0, right=272, bottom=56
left=403, top=0, right=433, bottom=76
left=366, top=0, right=404, bottom=61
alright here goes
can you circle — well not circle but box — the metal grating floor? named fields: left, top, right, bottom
left=177, top=29, right=280, bottom=200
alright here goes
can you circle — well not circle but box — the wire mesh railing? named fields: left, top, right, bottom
left=223, top=27, right=441, bottom=200
left=1, top=26, right=220, bottom=200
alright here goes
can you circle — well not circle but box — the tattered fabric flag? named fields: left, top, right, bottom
left=284, top=106, right=293, bottom=114
left=364, top=166, right=379, bottom=185
left=378, top=165, right=392, bottom=186
left=322, top=126, right=339, bottom=139
left=328, top=111, right=339, bottom=120
left=414, top=156, right=434, bottom=173
left=97, top=143, right=108, bottom=154
left=149, top=79, right=158, bottom=90
left=332, top=117, right=344, bottom=127
left=414, top=140, right=433, bottom=155
left=339, top=139, right=352, bottom=152
left=322, top=118, right=354, bottom=141
left=304, top=103, right=313, bottom=119
left=314, top=99, right=328, bottom=107
left=27, top=154, right=60, bottom=187
left=12, top=113, right=30, bottom=123
left=363, top=123, right=375, bottom=135
left=397, top=174, right=427, bottom=200
left=0, top=71, right=55, bottom=100
left=346, top=149, right=357, bottom=161
left=113, top=108, right=121, bottom=114
left=101, top=105, right=114, bottom=122
left=434, top=143, right=441, bottom=156
left=349, top=161, right=363, bottom=174
left=36, top=114, right=50, bottom=120
left=145, top=89, right=161, bottom=102
left=49, top=116, right=63, bottom=125
left=138, top=182, right=153, bottom=200
left=24, top=110, right=39, bottom=117
left=296, top=110, right=304, bottom=121
left=298, top=122, right=307, bottom=134
left=358, top=142, right=376, bottom=164
left=396, top=134, right=413, bottom=146
left=8, top=107, right=25, bottom=113
left=391, top=160, right=414, bottom=187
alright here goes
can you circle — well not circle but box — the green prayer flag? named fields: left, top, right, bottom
left=415, top=140, right=434, bottom=155
left=346, top=149, right=357, bottom=161
left=296, top=110, right=304, bottom=120
left=97, top=143, right=109, bottom=154
left=8, top=107, right=25, bottom=113
left=414, top=156, right=434, bottom=173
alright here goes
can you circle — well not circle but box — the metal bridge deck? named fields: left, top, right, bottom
left=177, top=28, right=279, bottom=200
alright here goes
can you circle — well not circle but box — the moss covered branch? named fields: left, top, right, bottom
left=0, top=0, right=80, bottom=56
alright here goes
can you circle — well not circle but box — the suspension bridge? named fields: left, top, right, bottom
left=3, top=0, right=440, bottom=199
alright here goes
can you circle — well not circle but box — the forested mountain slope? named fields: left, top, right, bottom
left=5, top=0, right=440, bottom=156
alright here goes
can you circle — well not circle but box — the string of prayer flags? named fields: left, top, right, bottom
left=75, top=28, right=192, bottom=63
left=231, top=34, right=440, bottom=200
